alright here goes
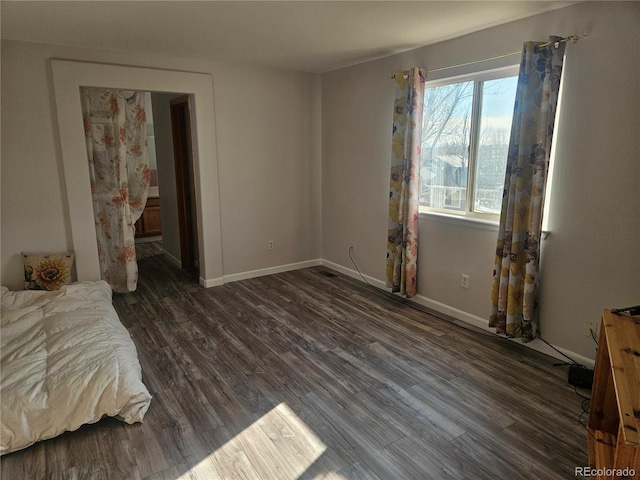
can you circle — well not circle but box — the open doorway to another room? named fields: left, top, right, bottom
left=138, top=92, right=199, bottom=277
left=169, top=95, right=199, bottom=274
left=133, top=92, right=162, bottom=245
left=52, top=59, right=223, bottom=288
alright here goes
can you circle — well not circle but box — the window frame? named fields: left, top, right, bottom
left=419, top=65, right=520, bottom=224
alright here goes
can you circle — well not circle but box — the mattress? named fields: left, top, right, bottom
left=1, top=281, right=151, bottom=455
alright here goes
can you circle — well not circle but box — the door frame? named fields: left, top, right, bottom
left=51, top=59, right=224, bottom=287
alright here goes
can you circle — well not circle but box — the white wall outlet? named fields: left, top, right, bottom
left=461, top=274, right=469, bottom=289
left=585, top=321, right=597, bottom=338
left=268, top=240, right=274, bottom=250
left=350, top=241, right=356, bottom=252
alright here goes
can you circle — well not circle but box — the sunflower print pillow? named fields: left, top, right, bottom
left=22, top=252, right=74, bottom=291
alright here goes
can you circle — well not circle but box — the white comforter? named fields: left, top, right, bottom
left=1, top=281, right=151, bottom=455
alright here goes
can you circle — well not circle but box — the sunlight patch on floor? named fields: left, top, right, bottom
left=182, top=402, right=337, bottom=479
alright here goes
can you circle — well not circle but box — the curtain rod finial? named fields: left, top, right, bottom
left=570, top=33, right=586, bottom=44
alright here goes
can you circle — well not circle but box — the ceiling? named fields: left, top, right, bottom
left=1, top=1, right=575, bottom=73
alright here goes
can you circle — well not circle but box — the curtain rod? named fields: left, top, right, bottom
left=390, top=34, right=585, bottom=79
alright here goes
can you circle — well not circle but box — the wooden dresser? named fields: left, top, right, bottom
left=135, top=197, right=162, bottom=238
left=587, top=309, right=640, bottom=479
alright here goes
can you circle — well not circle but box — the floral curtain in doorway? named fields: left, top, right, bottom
left=81, top=88, right=150, bottom=293
left=489, top=37, right=566, bottom=341
left=386, top=68, right=426, bottom=298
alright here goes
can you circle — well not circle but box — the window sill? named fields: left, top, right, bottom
left=419, top=209, right=550, bottom=238
left=419, top=209, right=499, bottom=232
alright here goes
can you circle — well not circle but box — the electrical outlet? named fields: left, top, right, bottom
left=350, top=242, right=356, bottom=252
left=268, top=240, right=274, bottom=250
left=585, top=321, right=596, bottom=338
left=461, top=274, right=469, bottom=289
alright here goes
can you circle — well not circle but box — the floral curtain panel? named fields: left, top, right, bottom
left=489, top=37, right=566, bottom=341
left=81, top=88, right=149, bottom=293
left=386, top=68, right=426, bottom=298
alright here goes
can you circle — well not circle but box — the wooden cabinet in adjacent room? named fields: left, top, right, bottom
left=135, top=197, right=162, bottom=238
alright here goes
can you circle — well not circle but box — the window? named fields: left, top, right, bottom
left=420, top=67, right=519, bottom=219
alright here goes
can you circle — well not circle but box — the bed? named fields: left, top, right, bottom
left=1, top=281, right=152, bottom=455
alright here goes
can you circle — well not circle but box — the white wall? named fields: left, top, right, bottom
left=321, top=1, right=640, bottom=361
left=214, top=64, right=322, bottom=275
left=0, top=39, right=322, bottom=289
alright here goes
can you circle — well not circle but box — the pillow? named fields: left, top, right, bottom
left=22, top=252, right=74, bottom=291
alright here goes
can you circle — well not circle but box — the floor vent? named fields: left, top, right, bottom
left=318, top=270, right=338, bottom=278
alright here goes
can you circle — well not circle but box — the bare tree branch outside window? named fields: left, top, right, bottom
left=420, top=76, right=517, bottom=214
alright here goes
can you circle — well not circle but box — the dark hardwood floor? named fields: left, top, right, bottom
left=1, top=242, right=589, bottom=479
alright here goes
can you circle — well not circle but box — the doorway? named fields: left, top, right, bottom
left=132, top=92, right=200, bottom=278
left=149, top=92, right=200, bottom=275
left=170, top=96, right=199, bottom=272
left=52, top=59, right=224, bottom=286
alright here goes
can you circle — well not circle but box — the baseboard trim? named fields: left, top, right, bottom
left=162, top=250, right=182, bottom=269
left=320, top=259, right=595, bottom=368
left=162, top=250, right=223, bottom=288
left=195, top=257, right=595, bottom=368
left=200, top=276, right=224, bottom=288
left=198, top=259, right=322, bottom=287
left=321, top=259, right=384, bottom=288
left=219, top=259, right=323, bottom=285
